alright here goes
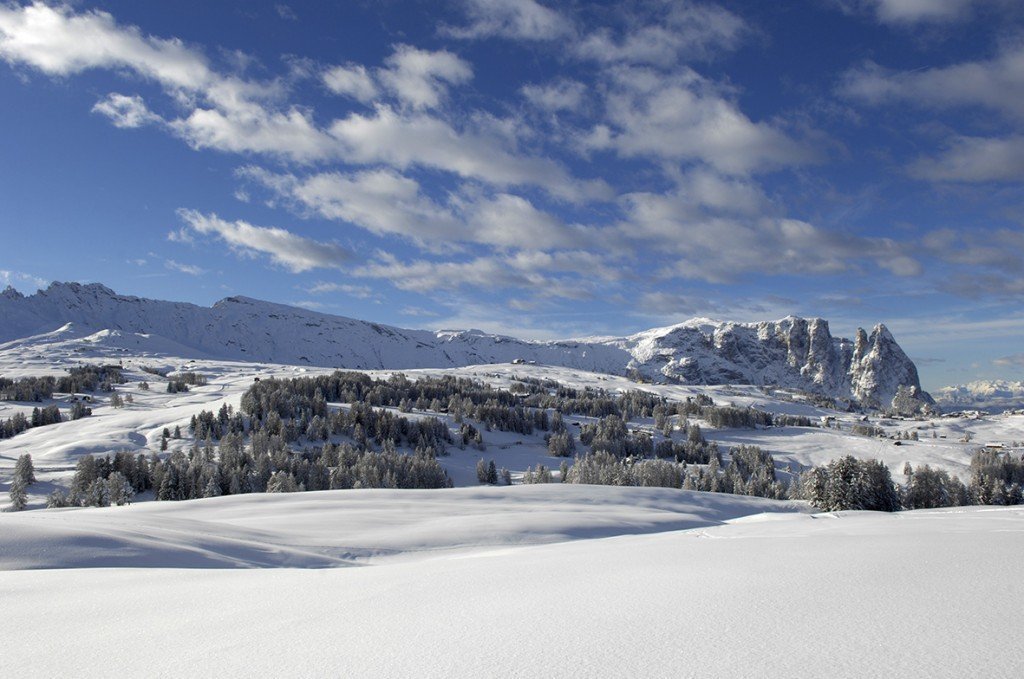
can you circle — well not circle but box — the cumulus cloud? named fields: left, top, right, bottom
left=91, top=93, right=160, bottom=128
left=922, top=227, right=1024, bottom=270
left=176, top=209, right=350, bottom=272
left=351, top=250, right=612, bottom=299
left=0, top=4, right=607, bottom=200
left=0, top=2, right=212, bottom=87
left=240, top=166, right=591, bottom=251
left=322, top=63, right=378, bottom=102
left=619, top=189, right=920, bottom=282
left=377, top=44, right=472, bottom=110
left=841, top=42, right=1024, bottom=184
left=922, top=227, right=1024, bottom=298
left=0, top=2, right=333, bottom=163
left=583, top=67, right=816, bottom=175
left=521, top=79, right=587, bottom=112
left=328, top=106, right=609, bottom=200
left=908, top=135, right=1024, bottom=182
left=839, top=0, right=996, bottom=25
left=323, top=45, right=472, bottom=110
left=841, top=45, right=1024, bottom=120
left=169, top=104, right=335, bottom=162
left=167, top=227, right=195, bottom=244
left=442, top=0, right=572, bottom=41
left=574, top=1, right=747, bottom=66
left=0, top=269, right=48, bottom=291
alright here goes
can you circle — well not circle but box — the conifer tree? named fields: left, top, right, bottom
left=14, top=453, right=35, bottom=484
left=8, top=477, right=27, bottom=511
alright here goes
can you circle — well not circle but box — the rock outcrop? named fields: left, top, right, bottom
left=0, top=282, right=932, bottom=411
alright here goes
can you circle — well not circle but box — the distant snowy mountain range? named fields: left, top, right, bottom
left=933, top=381, right=1024, bottom=413
left=0, top=282, right=932, bottom=412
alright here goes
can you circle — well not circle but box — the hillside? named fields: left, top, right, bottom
left=1, top=282, right=931, bottom=411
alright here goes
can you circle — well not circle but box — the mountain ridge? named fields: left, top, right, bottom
left=0, top=282, right=932, bottom=412
left=934, top=380, right=1024, bottom=413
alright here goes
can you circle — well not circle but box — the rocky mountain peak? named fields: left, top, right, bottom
left=0, top=281, right=931, bottom=412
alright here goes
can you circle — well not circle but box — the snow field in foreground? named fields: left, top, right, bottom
left=0, top=485, right=807, bottom=569
left=2, top=486, right=1023, bottom=678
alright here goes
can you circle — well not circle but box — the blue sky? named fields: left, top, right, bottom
left=1, top=0, right=1023, bottom=390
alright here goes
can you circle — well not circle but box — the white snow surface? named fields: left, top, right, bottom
left=0, top=282, right=928, bottom=407
left=2, top=293, right=1022, bottom=677
left=2, top=355, right=1021, bottom=511
left=2, top=486, right=1022, bottom=677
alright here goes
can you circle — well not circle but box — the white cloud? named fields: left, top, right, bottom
left=378, top=44, right=472, bottom=110
left=176, top=209, right=350, bottom=273
left=322, top=63, right=378, bottom=103
left=0, top=2, right=331, bottom=162
left=442, top=0, right=572, bottom=41
left=994, top=353, right=1024, bottom=368
left=584, top=67, right=815, bottom=175
left=307, top=282, right=376, bottom=299
left=242, top=166, right=461, bottom=248
left=574, top=1, right=747, bottom=66
left=241, top=166, right=591, bottom=251
left=351, top=250, right=608, bottom=299
left=923, top=227, right=1024, bottom=269
left=921, top=227, right=1024, bottom=297
left=909, top=135, right=1024, bottom=182
left=674, top=168, right=770, bottom=216
left=328, top=106, right=609, bottom=201
left=0, top=269, right=48, bottom=291
left=841, top=45, right=1024, bottom=120
left=167, top=227, right=195, bottom=244
left=399, top=306, right=440, bottom=317
left=91, top=93, right=159, bottom=128
left=619, top=190, right=920, bottom=282
left=323, top=44, right=471, bottom=110
left=459, top=193, right=577, bottom=249
left=844, top=0, right=977, bottom=25
left=0, top=2, right=212, bottom=88
left=165, top=259, right=205, bottom=276
left=275, top=4, right=298, bottom=22
left=0, top=6, right=605, bottom=199
left=169, top=104, right=336, bottom=163
left=521, top=79, right=586, bottom=112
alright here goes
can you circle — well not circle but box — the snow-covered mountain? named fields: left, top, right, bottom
left=0, top=282, right=931, bottom=411
left=934, top=380, right=1024, bottom=413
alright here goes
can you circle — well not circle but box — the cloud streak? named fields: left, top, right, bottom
left=177, top=209, right=350, bottom=273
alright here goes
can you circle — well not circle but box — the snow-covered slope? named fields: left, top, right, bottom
left=2, top=486, right=1021, bottom=678
left=0, top=282, right=930, bottom=410
left=0, top=484, right=805, bottom=569
left=935, top=380, right=1024, bottom=413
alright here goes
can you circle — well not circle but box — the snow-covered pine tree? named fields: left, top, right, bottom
left=14, top=453, right=35, bottom=484
left=8, top=477, right=27, bottom=511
